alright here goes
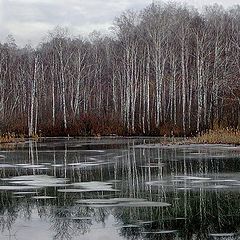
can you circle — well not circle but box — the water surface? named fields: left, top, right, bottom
left=0, top=137, right=240, bottom=240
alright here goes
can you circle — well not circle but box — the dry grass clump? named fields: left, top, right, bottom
left=195, top=128, right=240, bottom=145
left=0, top=133, right=25, bottom=143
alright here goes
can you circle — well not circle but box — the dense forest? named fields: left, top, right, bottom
left=0, top=2, right=240, bottom=136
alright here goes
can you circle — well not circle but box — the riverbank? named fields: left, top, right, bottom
left=0, top=134, right=25, bottom=144
left=0, top=129, right=239, bottom=145
left=194, top=129, right=240, bottom=145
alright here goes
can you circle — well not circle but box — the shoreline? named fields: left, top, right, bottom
left=1, top=129, right=240, bottom=145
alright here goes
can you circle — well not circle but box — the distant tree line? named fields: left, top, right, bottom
left=0, top=2, right=240, bottom=136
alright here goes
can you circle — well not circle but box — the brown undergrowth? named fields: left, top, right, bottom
left=0, top=133, right=25, bottom=144
left=195, top=128, right=240, bottom=145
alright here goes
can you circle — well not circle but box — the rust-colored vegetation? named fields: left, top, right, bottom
left=0, top=132, right=25, bottom=144
left=195, top=128, right=240, bottom=145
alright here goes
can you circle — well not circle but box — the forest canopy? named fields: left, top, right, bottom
left=0, top=2, right=240, bottom=136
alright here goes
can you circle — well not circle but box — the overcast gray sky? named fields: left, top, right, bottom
left=0, top=0, right=240, bottom=47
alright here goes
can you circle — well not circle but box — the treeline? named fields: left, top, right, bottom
left=0, top=2, right=240, bottom=136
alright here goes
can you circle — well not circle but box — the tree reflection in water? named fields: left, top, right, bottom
left=0, top=138, right=240, bottom=240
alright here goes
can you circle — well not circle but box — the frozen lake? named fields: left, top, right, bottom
left=0, top=137, right=240, bottom=240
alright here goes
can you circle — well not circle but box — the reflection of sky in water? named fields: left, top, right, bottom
left=0, top=138, right=240, bottom=240
left=2, top=212, right=122, bottom=240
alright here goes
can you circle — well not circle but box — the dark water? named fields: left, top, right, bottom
left=0, top=137, right=240, bottom=240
